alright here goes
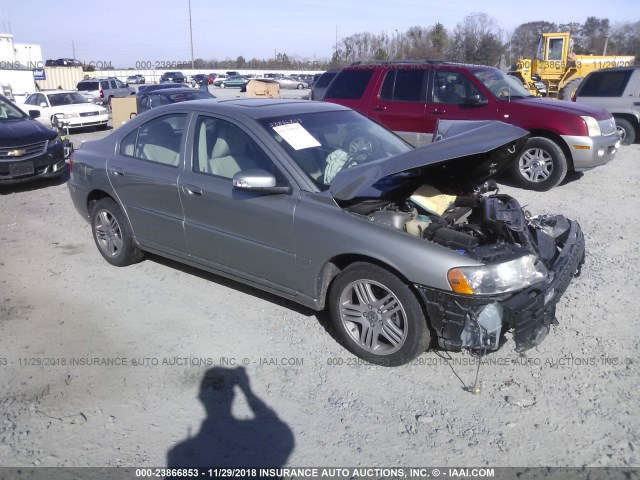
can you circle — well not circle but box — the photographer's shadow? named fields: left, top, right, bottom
left=167, top=366, right=294, bottom=468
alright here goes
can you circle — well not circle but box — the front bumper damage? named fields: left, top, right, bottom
left=415, top=220, right=585, bottom=353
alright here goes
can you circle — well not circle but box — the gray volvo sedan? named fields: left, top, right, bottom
left=68, top=99, right=585, bottom=366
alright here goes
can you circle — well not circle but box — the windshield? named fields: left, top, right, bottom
left=0, top=96, right=27, bottom=120
left=48, top=92, right=90, bottom=106
left=258, top=110, right=411, bottom=189
left=472, top=69, right=533, bottom=98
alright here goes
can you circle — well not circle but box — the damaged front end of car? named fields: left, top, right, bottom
left=331, top=120, right=585, bottom=354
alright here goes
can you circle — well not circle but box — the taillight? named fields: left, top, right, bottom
left=68, top=158, right=73, bottom=172
left=99, top=89, right=104, bottom=98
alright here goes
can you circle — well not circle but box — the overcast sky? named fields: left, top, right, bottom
left=2, top=0, right=639, bottom=66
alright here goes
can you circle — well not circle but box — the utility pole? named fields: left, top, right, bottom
left=188, top=0, right=194, bottom=69
left=72, top=40, right=76, bottom=59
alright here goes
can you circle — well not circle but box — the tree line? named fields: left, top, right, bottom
left=124, top=14, right=639, bottom=71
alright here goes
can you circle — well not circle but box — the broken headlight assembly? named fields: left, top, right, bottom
left=447, top=254, right=548, bottom=295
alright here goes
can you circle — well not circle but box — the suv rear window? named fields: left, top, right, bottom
left=325, top=69, right=374, bottom=99
left=579, top=70, right=633, bottom=97
left=77, top=81, right=97, bottom=91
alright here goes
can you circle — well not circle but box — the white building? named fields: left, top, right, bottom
left=0, top=34, right=41, bottom=97
left=0, top=33, right=43, bottom=69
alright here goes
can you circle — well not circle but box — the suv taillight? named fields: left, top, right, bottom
left=99, top=89, right=104, bottom=98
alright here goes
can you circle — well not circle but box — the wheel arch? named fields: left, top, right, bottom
left=315, top=254, right=414, bottom=310
left=87, top=189, right=116, bottom=217
left=526, top=129, right=574, bottom=171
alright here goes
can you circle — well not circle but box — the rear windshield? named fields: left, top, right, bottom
left=77, top=81, right=98, bottom=91
left=578, top=70, right=634, bottom=97
left=324, top=69, right=374, bottom=99
left=315, top=72, right=338, bottom=88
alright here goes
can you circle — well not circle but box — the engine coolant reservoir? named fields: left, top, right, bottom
left=404, top=214, right=431, bottom=237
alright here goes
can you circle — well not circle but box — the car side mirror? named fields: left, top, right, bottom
left=463, top=95, right=488, bottom=107
left=232, top=169, right=290, bottom=194
left=28, top=110, right=41, bottom=119
left=40, top=102, right=47, bottom=108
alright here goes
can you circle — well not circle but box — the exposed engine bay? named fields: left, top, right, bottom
left=359, top=180, right=569, bottom=267
left=351, top=180, right=584, bottom=354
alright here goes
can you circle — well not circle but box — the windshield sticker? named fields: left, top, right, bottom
left=272, top=123, right=321, bottom=150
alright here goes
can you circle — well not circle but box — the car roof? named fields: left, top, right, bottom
left=160, top=98, right=350, bottom=119
left=41, top=90, right=78, bottom=95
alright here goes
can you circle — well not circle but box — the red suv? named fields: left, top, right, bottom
left=323, top=62, right=619, bottom=191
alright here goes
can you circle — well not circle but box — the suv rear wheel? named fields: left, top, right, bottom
left=329, top=263, right=430, bottom=366
left=511, top=137, right=568, bottom=191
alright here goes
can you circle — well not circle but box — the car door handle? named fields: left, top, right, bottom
left=110, top=167, right=125, bottom=176
left=430, top=109, right=446, bottom=114
left=373, top=105, right=387, bottom=111
left=183, top=184, right=202, bottom=196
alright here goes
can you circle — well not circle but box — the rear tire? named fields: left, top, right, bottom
left=615, top=118, right=636, bottom=146
left=559, top=77, right=583, bottom=101
left=511, top=137, right=568, bottom=191
left=329, top=263, right=430, bottom=366
left=90, top=198, right=144, bottom=267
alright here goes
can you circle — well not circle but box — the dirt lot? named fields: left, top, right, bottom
left=0, top=123, right=638, bottom=469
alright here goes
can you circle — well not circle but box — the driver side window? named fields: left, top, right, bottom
left=193, top=116, right=280, bottom=180
left=433, top=71, right=482, bottom=105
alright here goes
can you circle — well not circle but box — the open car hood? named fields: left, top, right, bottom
left=329, top=121, right=529, bottom=202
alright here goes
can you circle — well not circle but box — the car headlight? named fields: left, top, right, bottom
left=581, top=116, right=601, bottom=136
left=447, top=255, right=548, bottom=295
left=63, top=113, right=80, bottom=119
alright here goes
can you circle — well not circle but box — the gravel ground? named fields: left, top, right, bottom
left=0, top=116, right=638, bottom=470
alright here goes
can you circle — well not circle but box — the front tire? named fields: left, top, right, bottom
left=90, top=198, right=144, bottom=267
left=511, top=137, right=568, bottom=191
left=615, top=118, right=636, bottom=146
left=329, top=263, right=430, bottom=366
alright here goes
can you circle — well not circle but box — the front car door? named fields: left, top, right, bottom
left=179, top=114, right=300, bottom=293
left=425, top=69, right=495, bottom=132
left=107, top=113, right=189, bottom=255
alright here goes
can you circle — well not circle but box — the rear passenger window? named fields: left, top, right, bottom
left=325, top=69, right=374, bottom=99
left=119, top=114, right=187, bottom=166
left=380, top=69, right=427, bottom=102
left=579, top=70, right=633, bottom=97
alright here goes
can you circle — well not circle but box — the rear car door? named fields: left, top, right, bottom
left=179, top=114, right=300, bottom=293
left=367, top=67, right=430, bottom=147
left=107, top=113, right=189, bottom=254
left=426, top=69, right=495, bottom=132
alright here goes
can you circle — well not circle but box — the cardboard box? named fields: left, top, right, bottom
left=111, top=96, right=138, bottom=130
left=246, top=79, right=281, bottom=98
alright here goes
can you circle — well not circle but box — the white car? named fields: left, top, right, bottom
left=21, top=91, right=109, bottom=129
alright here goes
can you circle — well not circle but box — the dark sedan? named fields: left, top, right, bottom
left=67, top=99, right=585, bottom=366
left=137, top=83, right=191, bottom=97
left=0, top=94, right=66, bottom=184
left=137, top=88, right=215, bottom=113
left=160, top=71, right=186, bottom=83
left=213, top=75, right=249, bottom=88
